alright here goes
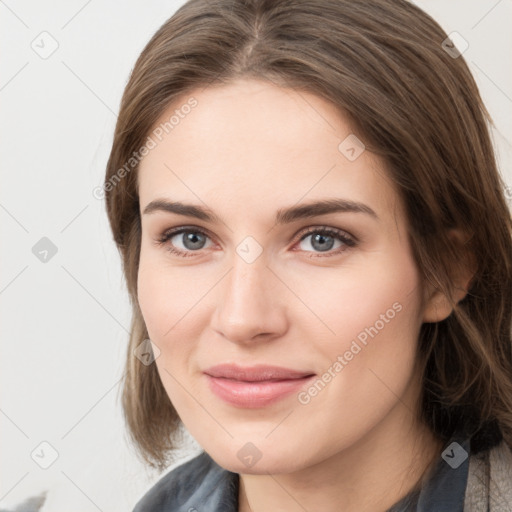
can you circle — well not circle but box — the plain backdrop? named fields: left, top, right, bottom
left=1, top=1, right=511, bottom=510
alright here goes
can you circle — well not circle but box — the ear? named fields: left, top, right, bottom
left=422, top=229, right=477, bottom=323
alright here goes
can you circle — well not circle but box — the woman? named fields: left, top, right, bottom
left=104, top=0, right=512, bottom=510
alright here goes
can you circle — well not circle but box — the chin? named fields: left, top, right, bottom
left=204, top=442, right=311, bottom=475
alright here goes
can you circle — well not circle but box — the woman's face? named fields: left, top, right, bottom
left=137, top=78, right=432, bottom=474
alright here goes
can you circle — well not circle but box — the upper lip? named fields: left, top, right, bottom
left=204, top=364, right=315, bottom=382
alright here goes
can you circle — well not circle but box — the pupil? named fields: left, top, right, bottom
left=313, top=233, right=334, bottom=252
left=184, top=232, right=205, bottom=250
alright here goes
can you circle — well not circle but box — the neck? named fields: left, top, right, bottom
left=237, top=401, right=443, bottom=512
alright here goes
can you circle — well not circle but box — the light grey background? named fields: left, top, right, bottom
left=1, top=1, right=511, bottom=511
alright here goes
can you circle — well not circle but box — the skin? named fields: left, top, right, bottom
left=137, top=78, right=468, bottom=512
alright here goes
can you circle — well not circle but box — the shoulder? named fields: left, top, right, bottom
left=465, top=440, right=512, bottom=512
left=132, top=451, right=239, bottom=512
left=488, top=441, right=512, bottom=506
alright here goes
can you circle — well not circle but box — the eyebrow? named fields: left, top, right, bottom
left=142, top=198, right=378, bottom=224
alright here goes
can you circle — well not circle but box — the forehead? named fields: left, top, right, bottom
left=137, top=78, right=401, bottom=224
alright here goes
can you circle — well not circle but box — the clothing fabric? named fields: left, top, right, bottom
left=386, top=434, right=471, bottom=512
left=132, top=429, right=512, bottom=512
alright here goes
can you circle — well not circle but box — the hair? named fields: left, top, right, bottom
left=104, top=0, right=512, bottom=471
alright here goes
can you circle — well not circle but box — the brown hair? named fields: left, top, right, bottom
left=104, top=0, right=512, bottom=470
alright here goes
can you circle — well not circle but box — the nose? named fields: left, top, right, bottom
left=210, top=252, right=288, bottom=345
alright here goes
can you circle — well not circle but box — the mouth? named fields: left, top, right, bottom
left=203, top=364, right=316, bottom=408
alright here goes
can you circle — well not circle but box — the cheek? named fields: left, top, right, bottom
left=285, top=247, right=423, bottom=349
left=137, top=255, right=202, bottom=341
left=137, top=263, right=173, bottom=340
left=137, top=255, right=212, bottom=377
left=137, top=260, right=202, bottom=407
left=296, top=251, right=423, bottom=426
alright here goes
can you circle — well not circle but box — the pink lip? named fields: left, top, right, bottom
left=204, top=364, right=315, bottom=408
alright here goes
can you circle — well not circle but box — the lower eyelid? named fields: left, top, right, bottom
left=294, top=236, right=355, bottom=257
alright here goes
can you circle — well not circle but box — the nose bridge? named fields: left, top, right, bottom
left=224, top=250, right=271, bottom=314
left=212, top=246, right=285, bottom=342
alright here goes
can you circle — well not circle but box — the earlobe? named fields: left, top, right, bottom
left=422, top=289, right=455, bottom=323
left=421, top=229, right=476, bottom=324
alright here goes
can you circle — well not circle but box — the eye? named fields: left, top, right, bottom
left=156, top=227, right=213, bottom=258
left=293, top=227, right=356, bottom=257
left=155, top=226, right=357, bottom=258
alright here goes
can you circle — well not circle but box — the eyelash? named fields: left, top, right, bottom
left=155, top=225, right=357, bottom=259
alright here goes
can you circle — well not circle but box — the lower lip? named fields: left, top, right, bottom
left=205, top=374, right=315, bottom=408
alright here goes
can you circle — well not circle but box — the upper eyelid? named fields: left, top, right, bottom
left=158, top=225, right=214, bottom=242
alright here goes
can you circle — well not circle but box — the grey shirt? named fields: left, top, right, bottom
left=132, top=434, right=473, bottom=512
left=386, top=435, right=471, bottom=512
